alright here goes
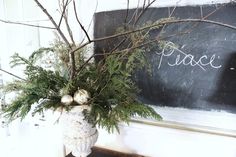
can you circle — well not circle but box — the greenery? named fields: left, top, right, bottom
left=2, top=33, right=162, bottom=132
left=0, top=0, right=178, bottom=133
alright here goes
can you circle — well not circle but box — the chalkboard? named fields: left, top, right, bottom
left=94, top=3, right=236, bottom=113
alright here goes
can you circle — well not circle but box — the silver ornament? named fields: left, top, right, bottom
left=61, top=95, right=73, bottom=105
left=73, top=89, right=90, bottom=105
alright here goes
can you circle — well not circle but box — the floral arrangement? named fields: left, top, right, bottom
left=1, top=0, right=233, bottom=133
left=0, top=0, right=168, bottom=132
left=1, top=35, right=162, bottom=132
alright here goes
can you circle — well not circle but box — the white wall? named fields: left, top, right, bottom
left=0, top=0, right=40, bottom=82
left=0, top=1, right=64, bottom=157
left=0, top=0, right=236, bottom=157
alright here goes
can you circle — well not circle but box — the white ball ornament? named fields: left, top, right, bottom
left=73, top=89, right=90, bottom=105
left=61, top=95, right=73, bottom=105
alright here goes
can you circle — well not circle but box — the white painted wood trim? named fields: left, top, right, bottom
left=132, top=106, right=236, bottom=136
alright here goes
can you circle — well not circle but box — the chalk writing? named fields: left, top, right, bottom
left=155, top=42, right=222, bottom=71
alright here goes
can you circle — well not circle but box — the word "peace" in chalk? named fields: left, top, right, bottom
left=155, top=42, right=222, bottom=71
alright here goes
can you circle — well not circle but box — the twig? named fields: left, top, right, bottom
left=34, top=0, right=76, bottom=80
left=58, top=0, right=69, bottom=27
left=109, top=0, right=155, bottom=58
left=77, top=30, right=188, bottom=73
left=62, top=0, right=75, bottom=45
left=174, top=4, right=225, bottom=36
left=64, top=15, right=76, bottom=46
left=34, top=0, right=71, bottom=48
left=121, top=32, right=189, bottom=53
left=61, top=0, right=76, bottom=79
left=133, top=0, right=157, bottom=25
left=70, top=52, right=76, bottom=79
left=0, top=68, right=26, bottom=81
left=110, top=38, right=128, bottom=53
left=79, top=0, right=98, bottom=44
left=128, top=0, right=140, bottom=24
left=73, top=0, right=91, bottom=42
left=204, top=5, right=224, bottom=19
left=156, top=3, right=178, bottom=39
left=71, top=18, right=236, bottom=55
left=124, top=0, right=130, bottom=26
left=0, top=19, right=55, bottom=29
left=110, top=0, right=130, bottom=55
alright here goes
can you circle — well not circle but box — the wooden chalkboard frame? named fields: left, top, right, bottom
left=93, top=3, right=236, bottom=134
left=131, top=107, right=236, bottom=137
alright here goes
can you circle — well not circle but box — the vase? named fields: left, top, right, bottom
left=60, top=105, right=98, bottom=157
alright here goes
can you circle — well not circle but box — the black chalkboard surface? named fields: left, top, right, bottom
left=94, top=3, right=236, bottom=113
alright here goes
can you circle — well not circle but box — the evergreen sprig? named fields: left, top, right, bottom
left=3, top=53, right=67, bottom=120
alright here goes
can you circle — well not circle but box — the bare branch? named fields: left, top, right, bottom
left=34, top=0, right=71, bottom=48
left=133, top=0, right=157, bottom=25
left=58, top=0, right=76, bottom=78
left=71, top=18, right=236, bottom=55
left=110, top=38, right=128, bottom=53
left=64, top=15, right=76, bottom=46
left=156, top=3, right=178, bottom=39
left=70, top=52, right=76, bottom=79
left=203, top=5, right=224, bottom=19
left=110, top=0, right=155, bottom=58
left=62, top=0, right=76, bottom=45
left=124, top=0, right=130, bottom=25
left=9, top=19, right=50, bottom=23
left=73, top=0, right=91, bottom=42
left=0, top=19, right=55, bottom=29
left=0, top=68, right=26, bottom=81
left=128, top=0, right=141, bottom=24
left=79, top=0, right=98, bottom=44
left=34, top=0, right=76, bottom=80
left=58, top=0, right=69, bottom=27
left=176, top=4, right=226, bottom=35
left=77, top=30, right=191, bottom=74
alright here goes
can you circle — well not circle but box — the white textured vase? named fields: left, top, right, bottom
left=60, top=105, right=98, bottom=157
